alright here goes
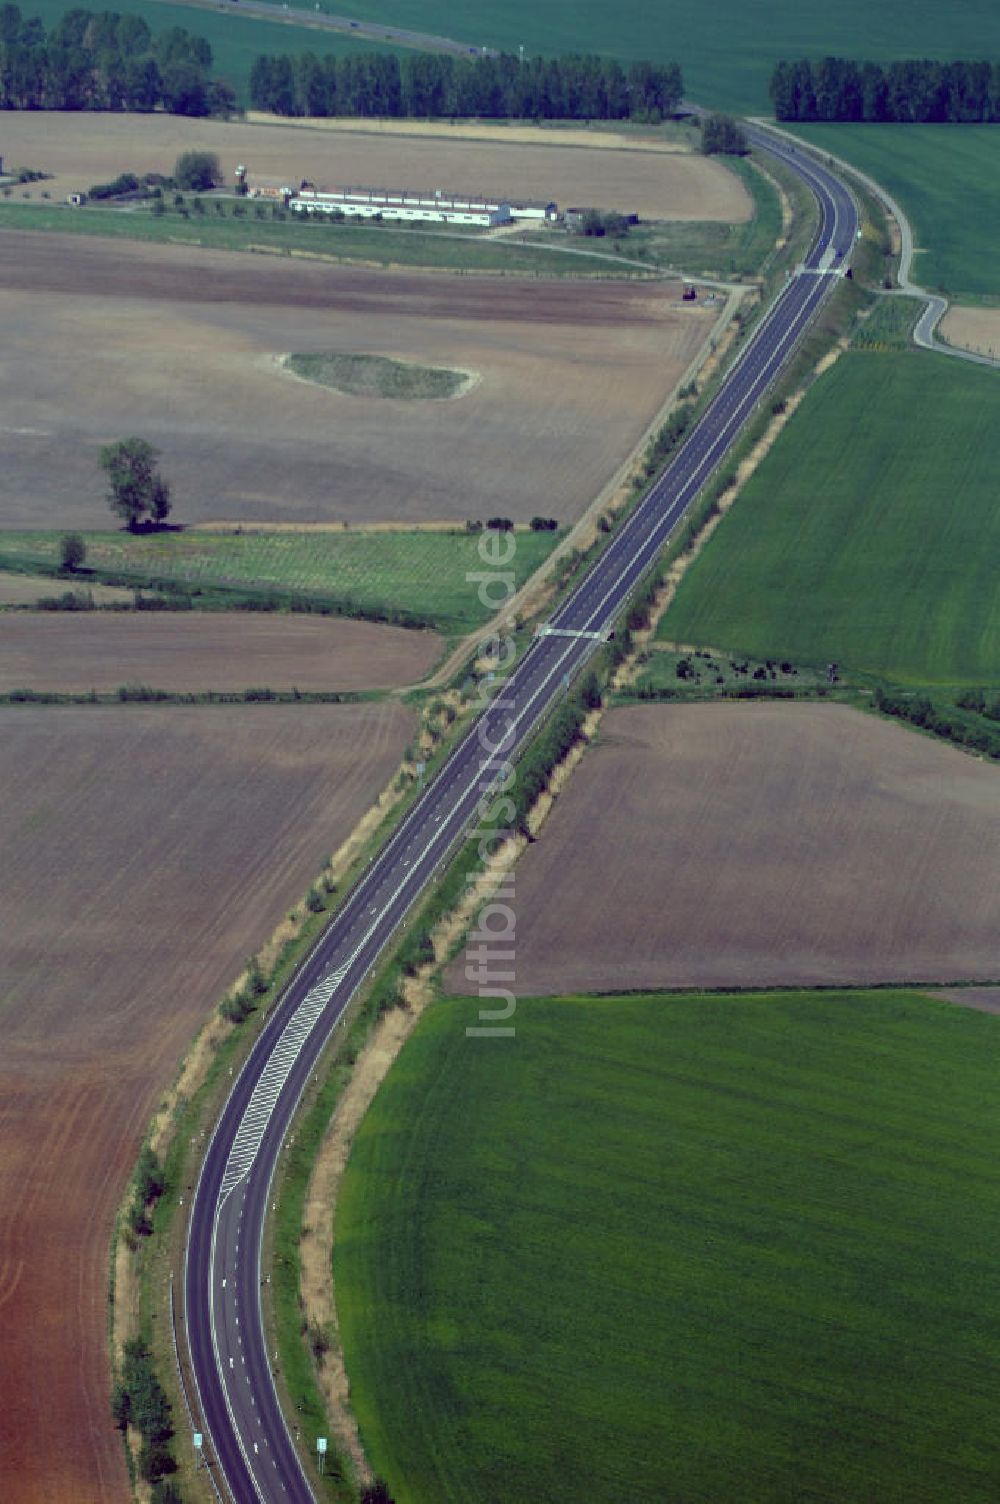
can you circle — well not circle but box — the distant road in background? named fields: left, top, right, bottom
left=146, top=0, right=498, bottom=55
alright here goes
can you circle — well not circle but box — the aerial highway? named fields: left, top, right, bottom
left=183, top=127, right=858, bottom=1503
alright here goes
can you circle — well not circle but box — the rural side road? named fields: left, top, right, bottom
left=183, top=130, right=858, bottom=1503
left=147, top=0, right=497, bottom=56
left=756, top=119, right=1000, bottom=370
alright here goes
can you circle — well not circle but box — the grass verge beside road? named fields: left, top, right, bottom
left=335, top=987, right=1000, bottom=1504
left=0, top=527, right=562, bottom=635
left=616, top=155, right=783, bottom=280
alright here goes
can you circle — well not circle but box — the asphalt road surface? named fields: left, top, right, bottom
left=183, top=127, right=858, bottom=1503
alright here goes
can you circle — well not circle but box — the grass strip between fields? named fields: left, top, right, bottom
left=0, top=199, right=639, bottom=277
left=0, top=528, right=563, bottom=635
left=0, top=686, right=369, bottom=706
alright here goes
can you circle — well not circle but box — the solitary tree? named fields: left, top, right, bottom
left=173, top=148, right=222, bottom=191
left=361, top=1484, right=395, bottom=1504
left=701, top=113, right=748, bottom=155
left=59, top=532, right=86, bottom=571
left=100, top=439, right=172, bottom=530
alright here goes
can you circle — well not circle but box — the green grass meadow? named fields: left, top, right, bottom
left=335, top=989, right=1000, bottom=1503
left=790, top=124, right=1000, bottom=303
left=0, top=201, right=622, bottom=276
left=286, top=352, right=468, bottom=399
left=0, top=527, right=559, bottom=632
left=659, top=346, right=1000, bottom=687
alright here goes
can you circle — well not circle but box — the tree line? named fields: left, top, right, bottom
left=250, top=48, right=682, bottom=122
left=770, top=56, right=1000, bottom=123
left=0, top=3, right=234, bottom=114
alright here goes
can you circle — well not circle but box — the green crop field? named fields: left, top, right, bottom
left=790, top=124, right=1000, bottom=303
left=0, top=527, right=559, bottom=632
left=335, top=988, right=1000, bottom=1504
left=0, top=201, right=622, bottom=277
left=18, top=0, right=401, bottom=102
left=296, top=0, right=1000, bottom=113
left=19, top=0, right=995, bottom=110
left=659, top=345, right=1000, bottom=687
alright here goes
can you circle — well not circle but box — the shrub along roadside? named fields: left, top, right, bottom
left=874, top=684, right=1000, bottom=760
left=111, top=1337, right=177, bottom=1490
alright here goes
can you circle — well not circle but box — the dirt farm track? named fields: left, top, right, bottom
left=447, top=702, right=1000, bottom=996
left=0, top=232, right=714, bottom=530
left=0, top=701, right=413, bottom=1504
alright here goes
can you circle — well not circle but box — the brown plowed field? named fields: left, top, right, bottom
left=0, top=612, right=441, bottom=691
left=445, top=703, right=1000, bottom=996
left=0, top=701, right=413, bottom=1503
left=1, top=111, right=750, bottom=222
left=0, top=232, right=713, bottom=529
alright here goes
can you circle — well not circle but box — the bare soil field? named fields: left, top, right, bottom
left=0, top=231, right=712, bottom=529
left=445, top=702, right=1000, bottom=995
left=0, top=573, right=132, bottom=605
left=3, top=112, right=750, bottom=222
left=940, top=304, right=1000, bottom=360
left=0, top=612, right=441, bottom=692
left=0, top=700, right=412, bottom=1503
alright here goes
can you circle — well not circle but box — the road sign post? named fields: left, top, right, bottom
left=317, top=1436, right=328, bottom=1476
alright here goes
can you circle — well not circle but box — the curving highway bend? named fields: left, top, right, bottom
left=183, top=128, right=858, bottom=1503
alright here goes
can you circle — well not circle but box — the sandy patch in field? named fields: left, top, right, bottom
left=939, top=304, right=1000, bottom=360
left=0, top=573, right=133, bottom=605
left=0, top=231, right=712, bottom=529
left=0, top=612, right=440, bottom=692
left=445, top=702, right=1000, bottom=996
left=2, top=112, right=749, bottom=222
left=0, top=700, right=413, bottom=1504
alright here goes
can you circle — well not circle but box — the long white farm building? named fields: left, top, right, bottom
left=288, top=185, right=558, bottom=227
